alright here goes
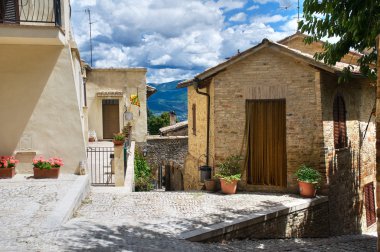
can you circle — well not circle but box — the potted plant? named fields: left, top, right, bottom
left=33, top=156, right=63, bottom=179
left=113, top=133, right=125, bottom=146
left=215, top=155, right=242, bottom=194
left=204, top=177, right=217, bottom=192
left=0, top=156, right=19, bottom=178
left=295, top=164, right=322, bottom=198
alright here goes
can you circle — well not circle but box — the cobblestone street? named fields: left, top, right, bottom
left=53, top=188, right=376, bottom=251
left=0, top=183, right=377, bottom=251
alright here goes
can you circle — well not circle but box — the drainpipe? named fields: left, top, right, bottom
left=194, top=77, right=210, bottom=166
left=83, top=78, right=87, bottom=107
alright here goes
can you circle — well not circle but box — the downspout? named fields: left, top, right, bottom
left=194, top=77, right=210, bottom=166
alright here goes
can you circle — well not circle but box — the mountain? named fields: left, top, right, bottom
left=147, top=80, right=188, bottom=121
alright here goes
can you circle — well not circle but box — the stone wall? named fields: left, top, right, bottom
left=212, top=47, right=324, bottom=192
left=376, top=34, right=380, bottom=246
left=198, top=198, right=330, bottom=242
left=145, top=135, right=188, bottom=170
left=279, top=34, right=361, bottom=66
left=320, top=72, right=376, bottom=234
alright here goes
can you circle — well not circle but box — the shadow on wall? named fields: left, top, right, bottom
left=0, top=45, right=62, bottom=154
left=328, top=147, right=362, bottom=235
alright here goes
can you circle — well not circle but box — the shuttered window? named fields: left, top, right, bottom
left=364, top=182, right=376, bottom=227
left=192, top=104, right=196, bottom=135
left=333, top=94, right=347, bottom=149
left=0, top=0, right=19, bottom=23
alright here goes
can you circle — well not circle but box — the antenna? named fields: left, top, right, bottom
left=85, top=8, right=93, bottom=67
left=297, top=0, right=300, bottom=22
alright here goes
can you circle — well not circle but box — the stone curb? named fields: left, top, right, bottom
left=42, top=174, right=90, bottom=232
left=178, top=196, right=328, bottom=242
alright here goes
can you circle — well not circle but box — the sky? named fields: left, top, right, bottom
left=71, top=0, right=303, bottom=83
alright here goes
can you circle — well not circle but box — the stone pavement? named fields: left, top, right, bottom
left=0, top=183, right=377, bottom=251
left=0, top=174, right=88, bottom=251
left=50, top=189, right=376, bottom=251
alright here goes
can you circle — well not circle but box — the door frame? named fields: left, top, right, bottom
left=102, top=99, right=120, bottom=140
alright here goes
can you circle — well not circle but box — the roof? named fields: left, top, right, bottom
left=146, top=85, right=157, bottom=98
left=90, top=67, right=147, bottom=73
left=159, top=121, right=188, bottom=134
left=177, top=36, right=362, bottom=88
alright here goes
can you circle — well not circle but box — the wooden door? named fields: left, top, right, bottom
left=102, top=100, right=120, bottom=139
left=245, top=99, right=287, bottom=187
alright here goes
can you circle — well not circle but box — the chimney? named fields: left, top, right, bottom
left=169, top=111, right=176, bottom=126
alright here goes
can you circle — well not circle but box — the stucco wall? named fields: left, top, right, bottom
left=86, top=68, right=148, bottom=143
left=0, top=44, right=87, bottom=174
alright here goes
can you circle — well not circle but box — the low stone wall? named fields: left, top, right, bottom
left=182, top=197, right=329, bottom=242
left=145, top=136, right=188, bottom=169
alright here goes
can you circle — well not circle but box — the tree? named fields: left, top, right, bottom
left=147, top=111, right=170, bottom=135
left=299, top=0, right=380, bottom=81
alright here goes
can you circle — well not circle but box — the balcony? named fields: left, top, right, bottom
left=0, top=0, right=65, bottom=45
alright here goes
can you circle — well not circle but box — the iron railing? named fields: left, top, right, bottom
left=0, top=0, right=61, bottom=26
left=87, top=146, right=115, bottom=186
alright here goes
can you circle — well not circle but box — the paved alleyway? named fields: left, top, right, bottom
left=0, top=181, right=376, bottom=251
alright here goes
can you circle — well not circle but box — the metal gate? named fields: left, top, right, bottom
left=87, top=146, right=115, bottom=186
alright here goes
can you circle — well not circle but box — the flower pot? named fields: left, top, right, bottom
left=220, top=179, right=238, bottom=194
left=33, top=167, right=60, bottom=179
left=113, top=140, right=124, bottom=146
left=204, top=179, right=215, bottom=192
left=298, top=181, right=317, bottom=198
left=89, top=137, right=95, bottom=142
left=0, top=167, right=16, bottom=178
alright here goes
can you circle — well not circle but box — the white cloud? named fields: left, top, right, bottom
left=221, top=22, right=293, bottom=58
left=215, top=0, right=247, bottom=11
left=247, top=5, right=260, bottom=10
left=71, top=0, right=298, bottom=82
left=279, top=16, right=298, bottom=33
left=252, top=14, right=288, bottom=24
left=150, top=55, right=172, bottom=66
left=229, top=12, right=247, bottom=22
left=253, top=0, right=295, bottom=6
left=147, top=68, right=198, bottom=84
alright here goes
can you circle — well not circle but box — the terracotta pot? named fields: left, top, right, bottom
left=89, top=137, right=95, bottom=142
left=0, top=167, right=16, bottom=178
left=298, top=181, right=317, bottom=198
left=113, top=140, right=124, bottom=146
left=33, top=167, right=60, bottom=179
left=220, top=179, right=238, bottom=194
left=204, top=179, right=215, bottom=192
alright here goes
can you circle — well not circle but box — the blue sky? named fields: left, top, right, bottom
left=71, top=0, right=303, bottom=83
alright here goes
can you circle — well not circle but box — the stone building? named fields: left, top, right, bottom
left=0, top=0, right=87, bottom=174
left=178, top=33, right=376, bottom=234
left=85, top=68, right=156, bottom=143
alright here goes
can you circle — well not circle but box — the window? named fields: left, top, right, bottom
left=364, top=182, right=376, bottom=227
left=192, top=104, right=196, bottom=135
left=333, top=94, right=347, bottom=149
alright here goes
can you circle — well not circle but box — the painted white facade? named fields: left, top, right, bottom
left=86, top=68, right=149, bottom=143
left=0, top=0, right=87, bottom=173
